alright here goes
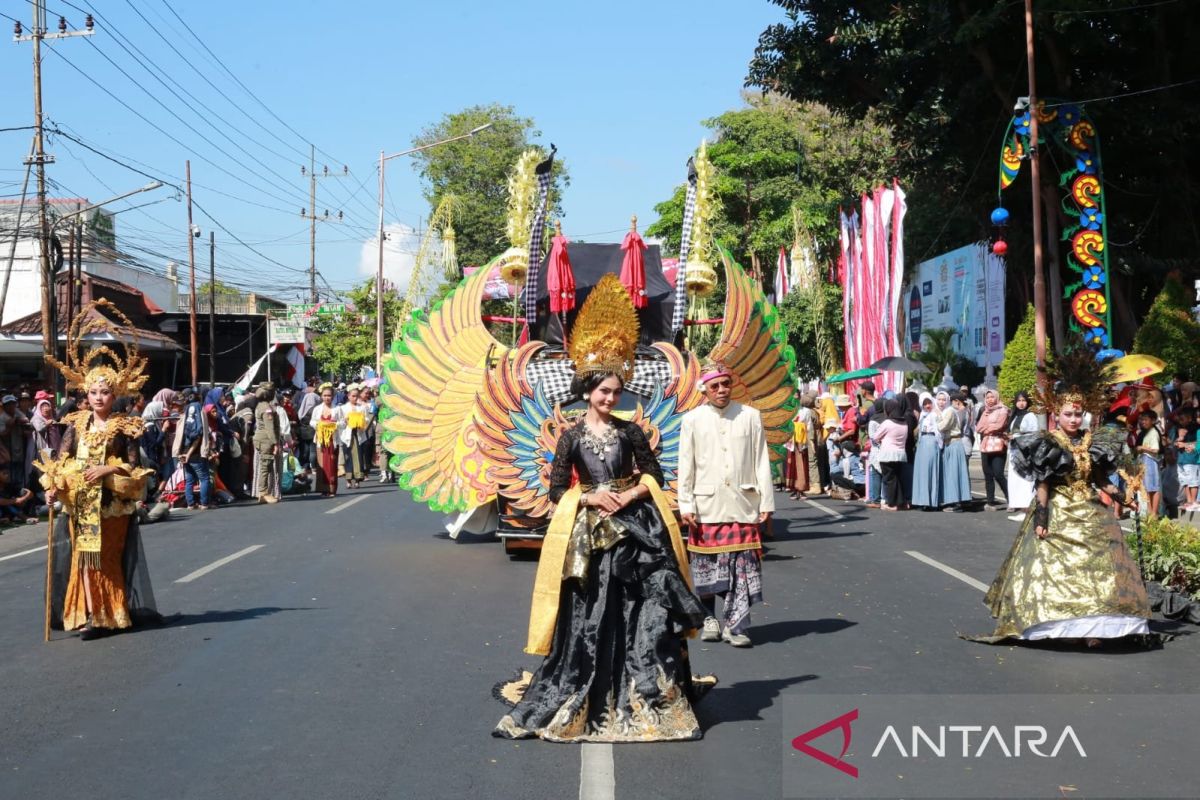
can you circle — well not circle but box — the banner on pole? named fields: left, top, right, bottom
left=904, top=242, right=1005, bottom=368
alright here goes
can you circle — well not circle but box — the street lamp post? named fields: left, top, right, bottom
left=375, top=123, right=492, bottom=373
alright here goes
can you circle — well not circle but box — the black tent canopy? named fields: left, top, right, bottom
left=530, top=242, right=678, bottom=347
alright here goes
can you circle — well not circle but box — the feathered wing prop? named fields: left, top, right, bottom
left=637, top=342, right=704, bottom=504
left=379, top=263, right=508, bottom=512
left=706, top=246, right=799, bottom=477
left=472, top=342, right=567, bottom=521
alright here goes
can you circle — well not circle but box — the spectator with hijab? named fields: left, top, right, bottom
left=911, top=392, right=942, bottom=510
left=873, top=399, right=910, bottom=511
left=975, top=389, right=1011, bottom=509
left=939, top=391, right=972, bottom=512
left=172, top=388, right=212, bottom=510
left=1005, top=391, right=1040, bottom=520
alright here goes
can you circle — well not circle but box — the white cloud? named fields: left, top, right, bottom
left=358, top=221, right=452, bottom=296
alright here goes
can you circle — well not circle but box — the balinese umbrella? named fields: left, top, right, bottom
left=869, top=355, right=926, bottom=373
left=619, top=218, right=648, bottom=309
left=1106, top=353, right=1166, bottom=384
left=825, top=367, right=882, bottom=384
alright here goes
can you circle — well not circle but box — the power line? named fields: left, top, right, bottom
left=1044, top=77, right=1200, bottom=108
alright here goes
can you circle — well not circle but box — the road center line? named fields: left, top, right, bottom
left=0, top=544, right=48, bottom=562
left=805, top=498, right=845, bottom=519
left=325, top=494, right=369, bottom=515
left=175, top=545, right=264, bottom=584
left=579, top=742, right=615, bottom=800
left=904, top=550, right=989, bottom=593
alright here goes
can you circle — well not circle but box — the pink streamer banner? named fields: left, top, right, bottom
left=838, top=184, right=907, bottom=394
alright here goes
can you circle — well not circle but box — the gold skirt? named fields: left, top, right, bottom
left=981, top=486, right=1150, bottom=640
left=63, top=515, right=132, bottom=631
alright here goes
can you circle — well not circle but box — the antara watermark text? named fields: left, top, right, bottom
left=870, top=724, right=1086, bottom=758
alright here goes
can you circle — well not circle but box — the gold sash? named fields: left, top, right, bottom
left=524, top=474, right=694, bottom=656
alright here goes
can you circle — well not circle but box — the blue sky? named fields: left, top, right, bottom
left=0, top=0, right=785, bottom=301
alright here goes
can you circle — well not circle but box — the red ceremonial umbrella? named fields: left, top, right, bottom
left=547, top=229, right=576, bottom=314
left=620, top=218, right=648, bottom=309
left=546, top=224, right=576, bottom=345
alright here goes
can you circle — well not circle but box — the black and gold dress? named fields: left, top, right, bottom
left=494, top=418, right=710, bottom=742
left=976, top=428, right=1150, bottom=642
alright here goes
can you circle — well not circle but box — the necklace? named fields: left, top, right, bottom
left=581, top=420, right=618, bottom=457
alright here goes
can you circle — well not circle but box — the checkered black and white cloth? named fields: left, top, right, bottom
left=524, top=357, right=676, bottom=406
left=671, top=159, right=698, bottom=334
left=521, top=168, right=553, bottom=330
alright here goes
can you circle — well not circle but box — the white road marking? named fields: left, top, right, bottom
left=805, top=498, right=846, bottom=519
left=325, top=494, right=369, bottom=515
left=175, top=545, right=264, bottom=584
left=904, top=550, right=989, bottom=593
left=0, top=544, right=48, bottom=562
left=579, top=743, right=615, bottom=800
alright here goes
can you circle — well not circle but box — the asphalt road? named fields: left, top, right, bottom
left=1, top=478, right=1196, bottom=800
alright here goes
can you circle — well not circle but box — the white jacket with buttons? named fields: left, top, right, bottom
left=677, top=401, right=775, bottom=523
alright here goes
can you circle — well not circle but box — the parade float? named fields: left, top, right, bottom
left=376, top=144, right=797, bottom=553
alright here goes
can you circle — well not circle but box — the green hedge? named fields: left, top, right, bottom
left=997, top=303, right=1039, bottom=403
left=1132, top=276, right=1200, bottom=381
left=1127, top=515, right=1200, bottom=599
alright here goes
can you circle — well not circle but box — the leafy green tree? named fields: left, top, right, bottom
left=311, top=279, right=405, bottom=379
left=998, top=304, right=1040, bottom=402
left=778, top=283, right=843, bottom=381
left=748, top=1, right=1200, bottom=344
left=1132, top=275, right=1200, bottom=381
left=912, top=328, right=958, bottom=388
left=647, top=96, right=893, bottom=277
left=196, top=280, right=241, bottom=298
left=410, top=104, right=569, bottom=269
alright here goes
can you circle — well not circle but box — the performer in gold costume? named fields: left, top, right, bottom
left=975, top=349, right=1150, bottom=645
left=494, top=276, right=711, bottom=742
left=36, top=301, right=160, bottom=639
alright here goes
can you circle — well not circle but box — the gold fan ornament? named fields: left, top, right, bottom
left=568, top=274, right=639, bottom=382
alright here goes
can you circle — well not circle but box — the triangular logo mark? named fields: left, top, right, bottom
left=791, top=708, right=859, bottom=778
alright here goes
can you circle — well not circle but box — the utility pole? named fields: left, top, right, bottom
left=186, top=160, right=198, bottom=386
left=209, top=231, right=216, bottom=388
left=1024, top=0, right=1048, bottom=390
left=300, top=146, right=347, bottom=304
left=14, top=3, right=93, bottom=388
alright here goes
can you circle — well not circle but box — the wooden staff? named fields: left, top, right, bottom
left=43, top=501, right=54, bottom=642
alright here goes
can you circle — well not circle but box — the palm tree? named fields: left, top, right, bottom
left=912, top=328, right=958, bottom=388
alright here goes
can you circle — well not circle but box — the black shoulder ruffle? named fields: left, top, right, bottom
left=1010, top=432, right=1075, bottom=482
left=1087, top=426, right=1128, bottom=474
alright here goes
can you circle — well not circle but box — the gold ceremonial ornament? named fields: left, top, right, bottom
left=497, top=148, right=542, bottom=287
left=684, top=139, right=719, bottom=299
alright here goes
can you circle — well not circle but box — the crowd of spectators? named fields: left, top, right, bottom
left=0, top=377, right=388, bottom=529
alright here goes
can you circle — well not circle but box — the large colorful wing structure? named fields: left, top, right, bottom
left=708, top=247, right=798, bottom=476
left=379, top=265, right=506, bottom=513
left=472, top=342, right=570, bottom=521
left=636, top=342, right=704, bottom=504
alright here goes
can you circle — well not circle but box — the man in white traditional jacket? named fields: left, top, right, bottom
left=678, top=363, right=774, bottom=647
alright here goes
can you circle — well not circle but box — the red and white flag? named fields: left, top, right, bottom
left=285, top=344, right=306, bottom=389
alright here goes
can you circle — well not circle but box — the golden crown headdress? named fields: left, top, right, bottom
left=46, top=298, right=149, bottom=397
left=568, top=273, right=639, bottom=383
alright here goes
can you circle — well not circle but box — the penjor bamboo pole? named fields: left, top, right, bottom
left=43, top=502, right=54, bottom=641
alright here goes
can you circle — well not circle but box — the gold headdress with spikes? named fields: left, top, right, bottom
left=1034, top=342, right=1115, bottom=415
left=46, top=298, right=149, bottom=397
left=568, top=273, right=638, bottom=382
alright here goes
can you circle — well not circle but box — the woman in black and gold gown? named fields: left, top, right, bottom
left=973, top=349, right=1151, bottom=646
left=493, top=371, right=710, bottom=743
